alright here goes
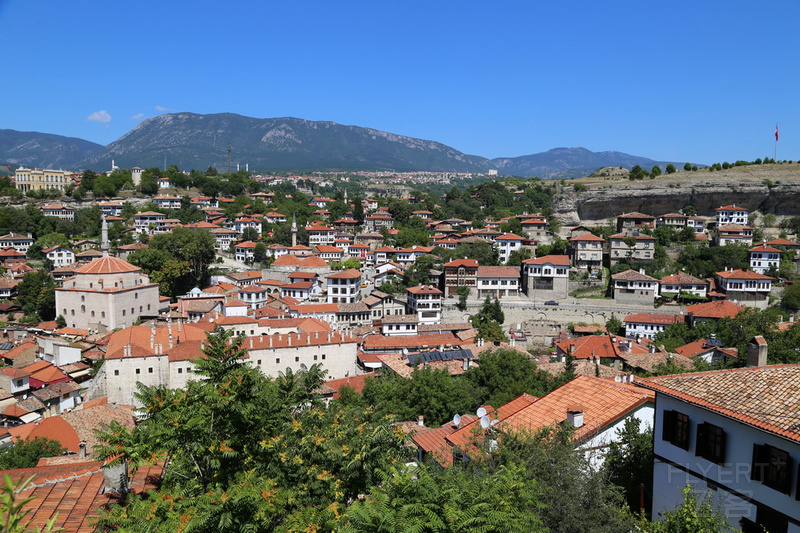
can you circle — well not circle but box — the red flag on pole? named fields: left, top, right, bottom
left=775, top=123, right=779, bottom=141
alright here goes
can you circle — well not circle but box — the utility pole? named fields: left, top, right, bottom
left=227, top=147, right=232, bottom=175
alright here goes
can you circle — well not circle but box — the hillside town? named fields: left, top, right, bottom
left=0, top=163, right=798, bottom=532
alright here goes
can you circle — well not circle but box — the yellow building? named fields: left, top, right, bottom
left=14, top=166, right=73, bottom=192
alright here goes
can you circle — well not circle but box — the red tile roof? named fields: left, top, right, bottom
left=501, top=375, right=654, bottom=441
left=637, top=364, right=800, bottom=443
left=74, top=256, right=140, bottom=275
left=686, top=300, right=745, bottom=319
left=716, top=268, right=773, bottom=280
left=522, top=255, right=570, bottom=266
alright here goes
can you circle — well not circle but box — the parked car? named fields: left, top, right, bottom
left=544, top=300, right=559, bottom=306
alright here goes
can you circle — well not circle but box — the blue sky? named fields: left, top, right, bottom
left=1, top=0, right=798, bottom=164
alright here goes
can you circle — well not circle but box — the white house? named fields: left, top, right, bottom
left=638, top=357, right=800, bottom=533
left=42, top=246, right=75, bottom=268
left=623, top=313, right=685, bottom=340
left=406, top=285, right=442, bottom=324
left=749, top=244, right=782, bottom=275
left=494, top=233, right=524, bottom=264
left=326, top=269, right=361, bottom=304
left=715, top=204, right=749, bottom=226
left=716, top=268, right=773, bottom=309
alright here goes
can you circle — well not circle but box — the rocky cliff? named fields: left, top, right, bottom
left=551, top=164, right=800, bottom=225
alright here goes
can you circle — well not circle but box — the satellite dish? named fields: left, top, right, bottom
left=453, top=414, right=461, bottom=427
left=490, top=419, right=499, bottom=427
left=477, top=407, right=487, bottom=418
left=480, top=416, right=490, bottom=429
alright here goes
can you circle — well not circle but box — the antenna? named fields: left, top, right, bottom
left=480, top=416, right=490, bottom=429
left=476, top=407, right=487, bottom=418
left=452, top=414, right=461, bottom=427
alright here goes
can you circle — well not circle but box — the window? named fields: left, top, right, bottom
left=14, top=379, right=22, bottom=387
left=662, top=410, right=690, bottom=450
left=148, top=367, right=153, bottom=374
left=695, top=422, right=726, bottom=464
left=101, top=311, right=106, bottom=318
left=752, top=443, right=793, bottom=494
left=81, top=305, right=85, bottom=314
left=741, top=505, right=789, bottom=533
left=114, top=370, right=119, bottom=376
left=135, top=368, right=140, bottom=374
left=295, top=356, right=299, bottom=362
left=275, top=358, right=280, bottom=364
left=178, top=368, right=183, bottom=374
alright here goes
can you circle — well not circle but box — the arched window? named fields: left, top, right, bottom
left=91, top=311, right=95, bottom=318
left=101, top=311, right=105, bottom=318
left=81, top=295, right=85, bottom=302
left=122, top=310, right=126, bottom=316
left=135, top=293, right=138, bottom=300
left=70, top=309, right=75, bottom=316
left=81, top=305, right=85, bottom=314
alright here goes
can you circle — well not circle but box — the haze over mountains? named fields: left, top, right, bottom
left=1, top=113, right=684, bottom=178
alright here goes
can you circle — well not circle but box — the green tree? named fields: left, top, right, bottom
left=684, top=162, right=692, bottom=171
left=665, top=163, right=677, bottom=174
left=139, top=167, right=161, bottom=195
left=0, top=437, right=66, bottom=470
left=456, top=285, right=470, bottom=311
left=240, top=226, right=260, bottom=242
left=781, top=281, right=800, bottom=312
left=640, top=485, right=738, bottom=532
left=464, top=349, right=556, bottom=407
left=17, top=270, right=56, bottom=320
left=651, top=165, right=662, bottom=176
left=253, top=242, right=267, bottom=263
left=96, top=328, right=409, bottom=531
left=605, top=417, right=654, bottom=513
left=148, top=227, right=217, bottom=289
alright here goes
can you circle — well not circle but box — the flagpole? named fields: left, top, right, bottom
left=775, top=123, right=779, bottom=161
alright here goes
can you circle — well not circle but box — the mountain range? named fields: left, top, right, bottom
left=0, top=113, right=685, bottom=178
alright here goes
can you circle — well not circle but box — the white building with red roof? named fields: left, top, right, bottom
left=326, top=268, right=361, bottom=304
left=521, top=255, right=569, bottom=300
left=749, top=244, right=782, bottom=274
left=659, top=271, right=708, bottom=298
left=716, top=223, right=754, bottom=246
left=611, top=269, right=659, bottom=306
left=406, top=284, right=443, bottom=324
left=638, top=363, right=800, bottom=532
left=714, top=204, right=749, bottom=226
left=494, top=233, right=525, bottom=264
left=476, top=266, right=520, bottom=298
left=716, top=268, right=773, bottom=309
left=623, top=312, right=685, bottom=340
left=306, top=224, right=337, bottom=246
left=55, top=255, right=160, bottom=331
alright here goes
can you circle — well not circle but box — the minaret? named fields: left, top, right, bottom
left=101, top=215, right=110, bottom=257
left=291, top=214, right=297, bottom=247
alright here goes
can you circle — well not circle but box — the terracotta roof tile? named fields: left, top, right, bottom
left=637, top=364, right=800, bottom=443
left=501, top=375, right=653, bottom=441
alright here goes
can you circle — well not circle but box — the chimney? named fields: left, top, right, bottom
left=747, top=336, right=768, bottom=367
left=79, top=441, right=86, bottom=458
left=566, top=408, right=584, bottom=428
left=269, top=335, right=273, bottom=348
left=103, top=460, right=130, bottom=494
left=249, top=337, right=253, bottom=349
left=288, top=334, right=292, bottom=346
left=462, top=358, right=470, bottom=371
left=417, top=415, right=424, bottom=427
